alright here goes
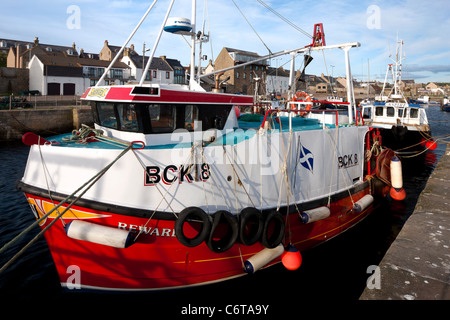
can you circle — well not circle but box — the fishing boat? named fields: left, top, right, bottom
left=361, top=40, right=434, bottom=152
left=409, top=95, right=439, bottom=106
left=12, top=1, right=399, bottom=291
left=441, top=97, right=450, bottom=112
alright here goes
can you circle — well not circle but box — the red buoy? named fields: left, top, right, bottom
left=22, top=132, right=48, bottom=146
left=420, top=138, right=427, bottom=147
left=281, top=244, right=302, bottom=271
left=425, top=140, right=437, bottom=150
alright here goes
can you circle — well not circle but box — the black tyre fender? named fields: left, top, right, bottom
left=260, top=211, right=285, bottom=248
left=175, top=207, right=212, bottom=247
left=206, top=210, right=239, bottom=253
left=238, top=207, right=263, bottom=246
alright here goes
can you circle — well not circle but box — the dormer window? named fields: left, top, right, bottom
left=46, top=47, right=52, bottom=52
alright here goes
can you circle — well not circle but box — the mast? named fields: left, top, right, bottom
left=139, top=0, right=175, bottom=86
left=288, top=52, right=296, bottom=99
left=189, top=0, right=197, bottom=89
left=343, top=46, right=355, bottom=124
left=96, top=0, right=158, bottom=86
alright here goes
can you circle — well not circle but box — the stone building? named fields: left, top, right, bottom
left=214, top=47, right=268, bottom=95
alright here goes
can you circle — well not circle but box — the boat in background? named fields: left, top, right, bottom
left=10, top=0, right=398, bottom=291
left=410, top=95, right=440, bottom=107
left=361, top=40, right=434, bottom=153
left=441, top=97, right=450, bottom=112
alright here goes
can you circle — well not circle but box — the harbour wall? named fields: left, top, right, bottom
left=360, top=144, right=450, bottom=300
left=0, top=106, right=93, bottom=141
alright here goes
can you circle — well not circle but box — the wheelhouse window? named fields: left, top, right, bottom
left=97, top=102, right=118, bottom=129
left=148, top=105, right=176, bottom=133
left=409, top=108, right=419, bottom=118
left=93, top=102, right=232, bottom=134
left=375, top=106, right=384, bottom=116
left=386, top=107, right=395, bottom=117
left=184, top=105, right=199, bottom=131
left=117, top=104, right=139, bottom=132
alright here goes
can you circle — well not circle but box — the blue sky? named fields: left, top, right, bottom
left=1, top=0, right=449, bottom=83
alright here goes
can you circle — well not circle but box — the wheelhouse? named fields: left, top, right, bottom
left=92, top=102, right=234, bottom=134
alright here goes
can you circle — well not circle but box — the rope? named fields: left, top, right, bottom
left=0, top=143, right=133, bottom=274
left=257, top=0, right=313, bottom=39
left=231, top=0, right=273, bottom=55
left=222, top=145, right=256, bottom=208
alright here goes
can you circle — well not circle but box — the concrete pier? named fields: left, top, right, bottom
left=0, top=106, right=93, bottom=141
left=360, top=144, right=450, bottom=300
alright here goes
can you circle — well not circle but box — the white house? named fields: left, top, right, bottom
left=266, top=67, right=290, bottom=98
left=28, top=50, right=131, bottom=95
left=120, top=47, right=185, bottom=85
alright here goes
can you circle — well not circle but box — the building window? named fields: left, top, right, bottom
left=110, top=69, right=123, bottom=79
left=243, top=73, right=246, bottom=79
left=153, top=71, right=157, bottom=78
left=236, top=72, right=239, bottom=79
left=166, top=72, right=170, bottom=79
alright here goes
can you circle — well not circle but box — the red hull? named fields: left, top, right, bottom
left=25, top=185, right=376, bottom=291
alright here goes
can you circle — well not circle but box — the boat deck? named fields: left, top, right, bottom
left=43, top=115, right=343, bottom=150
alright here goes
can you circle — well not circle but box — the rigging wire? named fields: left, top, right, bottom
left=230, top=0, right=273, bottom=55
left=257, top=0, right=313, bottom=39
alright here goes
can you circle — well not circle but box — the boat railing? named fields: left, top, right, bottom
left=260, top=107, right=364, bottom=131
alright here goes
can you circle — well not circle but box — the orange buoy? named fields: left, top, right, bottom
left=281, top=244, right=302, bottom=271
left=425, top=140, right=437, bottom=150
left=390, top=155, right=406, bottom=201
left=390, top=187, right=406, bottom=201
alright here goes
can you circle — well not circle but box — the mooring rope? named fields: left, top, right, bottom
left=0, top=143, right=133, bottom=274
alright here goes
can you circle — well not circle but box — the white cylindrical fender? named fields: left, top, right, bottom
left=299, top=206, right=331, bottom=224
left=390, top=156, right=403, bottom=189
left=353, top=194, right=374, bottom=213
left=243, top=244, right=284, bottom=274
left=65, top=220, right=134, bottom=248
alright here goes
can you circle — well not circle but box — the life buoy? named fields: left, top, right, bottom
left=260, top=211, right=285, bottom=249
left=292, top=91, right=312, bottom=115
left=238, top=207, right=263, bottom=246
left=175, top=207, right=212, bottom=247
left=206, top=210, right=239, bottom=253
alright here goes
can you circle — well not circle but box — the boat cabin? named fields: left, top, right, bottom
left=81, top=84, right=253, bottom=145
left=362, top=102, right=427, bottom=128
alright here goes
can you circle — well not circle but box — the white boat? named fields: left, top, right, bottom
left=9, top=1, right=398, bottom=291
left=361, top=40, right=433, bottom=152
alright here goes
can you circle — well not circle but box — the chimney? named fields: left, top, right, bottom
left=72, top=42, right=76, bottom=50
left=79, top=48, right=84, bottom=57
left=34, top=37, right=39, bottom=46
left=130, top=44, right=135, bottom=52
left=16, top=45, right=22, bottom=68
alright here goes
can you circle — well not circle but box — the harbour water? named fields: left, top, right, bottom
left=0, top=106, right=449, bottom=311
